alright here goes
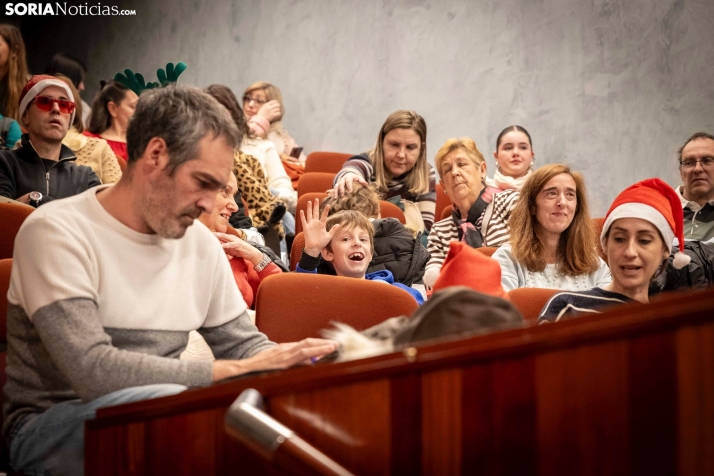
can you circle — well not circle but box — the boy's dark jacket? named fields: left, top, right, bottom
left=314, top=218, right=429, bottom=286
left=0, top=134, right=101, bottom=204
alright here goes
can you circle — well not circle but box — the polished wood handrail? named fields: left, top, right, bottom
left=90, top=288, right=714, bottom=428
left=225, top=389, right=354, bottom=476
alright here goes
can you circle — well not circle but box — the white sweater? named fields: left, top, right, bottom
left=492, top=243, right=612, bottom=292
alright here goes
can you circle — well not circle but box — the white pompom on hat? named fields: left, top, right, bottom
left=600, top=178, right=690, bottom=269
left=18, top=74, right=76, bottom=125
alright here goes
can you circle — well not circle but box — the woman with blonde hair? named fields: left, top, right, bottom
left=0, top=24, right=30, bottom=121
left=424, top=137, right=519, bottom=289
left=243, top=81, right=307, bottom=165
left=492, top=164, right=611, bottom=291
left=331, top=110, right=436, bottom=233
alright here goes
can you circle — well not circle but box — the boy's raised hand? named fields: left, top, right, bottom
left=300, top=199, right=341, bottom=258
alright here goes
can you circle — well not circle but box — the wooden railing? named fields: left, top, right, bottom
left=85, top=287, right=714, bottom=475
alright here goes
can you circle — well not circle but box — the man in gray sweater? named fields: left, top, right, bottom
left=3, top=86, right=337, bottom=475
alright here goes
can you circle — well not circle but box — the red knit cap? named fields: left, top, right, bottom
left=18, top=75, right=76, bottom=124
left=601, top=178, right=689, bottom=269
left=433, top=242, right=509, bottom=299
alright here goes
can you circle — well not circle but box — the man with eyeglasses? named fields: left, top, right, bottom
left=0, top=75, right=100, bottom=207
left=677, top=131, right=714, bottom=242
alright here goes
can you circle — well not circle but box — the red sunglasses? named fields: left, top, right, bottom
left=33, top=96, right=76, bottom=114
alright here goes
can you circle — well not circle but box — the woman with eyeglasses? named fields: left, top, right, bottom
left=84, top=80, right=139, bottom=167
left=492, top=164, right=611, bottom=292
left=243, top=82, right=307, bottom=166
left=238, top=84, right=297, bottom=218
left=331, top=110, right=436, bottom=234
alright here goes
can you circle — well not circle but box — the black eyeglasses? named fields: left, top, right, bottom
left=242, top=95, right=267, bottom=106
left=679, top=157, right=714, bottom=169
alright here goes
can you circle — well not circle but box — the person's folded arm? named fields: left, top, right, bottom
left=33, top=298, right=213, bottom=402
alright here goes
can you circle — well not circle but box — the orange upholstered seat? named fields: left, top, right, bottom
left=297, top=172, right=336, bottom=197
left=304, top=152, right=352, bottom=174
left=0, top=202, right=33, bottom=260
left=476, top=247, right=498, bottom=257
left=507, top=287, right=559, bottom=321
left=289, top=232, right=306, bottom=272
left=254, top=273, right=419, bottom=343
left=0, top=258, right=12, bottom=462
left=295, top=192, right=328, bottom=234
left=378, top=201, right=406, bottom=224
left=440, top=204, right=453, bottom=221
left=435, top=183, right=450, bottom=223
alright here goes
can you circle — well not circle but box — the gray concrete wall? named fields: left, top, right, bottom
left=33, top=0, right=714, bottom=215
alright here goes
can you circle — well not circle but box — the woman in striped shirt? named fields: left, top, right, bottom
left=424, top=138, right=520, bottom=289
left=330, top=110, right=435, bottom=234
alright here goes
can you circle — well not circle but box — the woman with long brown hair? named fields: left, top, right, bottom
left=492, top=164, right=611, bottom=291
left=0, top=24, right=30, bottom=121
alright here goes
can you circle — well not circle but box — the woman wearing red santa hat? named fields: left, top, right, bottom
left=538, top=178, right=689, bottom=323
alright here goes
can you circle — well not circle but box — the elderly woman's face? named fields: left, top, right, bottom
left=382, top=128, right=422, bottom=179
left=203, top=173, right=239, bottom=233
left=534, top=173, right=577, bottom=236
left=604, top=218, right=669, bottom=293
left=440, top=148, right=486, bottom=208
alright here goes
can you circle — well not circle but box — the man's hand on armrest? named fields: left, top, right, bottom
left=212, top=338, right=338, bottom=381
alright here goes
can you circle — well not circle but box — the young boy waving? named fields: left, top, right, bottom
left=297, top=199, right=424, bottom=304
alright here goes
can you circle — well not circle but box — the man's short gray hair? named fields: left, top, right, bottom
left=126, top=85, right=241, bottom=170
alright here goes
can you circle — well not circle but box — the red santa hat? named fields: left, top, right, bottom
left=18, top=75, right=76, bottom=125
left=433, top=241, right=509, bottom=299
left=601, top=178, right=689, bottom=269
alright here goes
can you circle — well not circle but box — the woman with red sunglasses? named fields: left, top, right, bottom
left=0, top=75, right=101, bottom=207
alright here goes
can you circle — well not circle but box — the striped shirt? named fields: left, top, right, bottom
left=425, top=189, right=520, bottom=274
left=334, top=153, right=436, bottom=232
left=538, top=287, right=633, bottom=323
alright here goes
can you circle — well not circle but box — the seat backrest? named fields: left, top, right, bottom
left=0, top=259, right=11, bottom=344
left=440, top=204, right=453, bottom=221
left=0, top=202, right=34, bottom=260
left=255, top=273, right=419, bottom=343
left=379, top=201, right=406, bottom=224
left=304, top=152, right=352, bottom=174
left=476, top=247, right=498, bottom=257
left=435, top=183, right=451, bottom=223
left=507, top=287, right=559, bottom=321
left=290, top=232, right=305, bottom=272
left=0, top=258, right=12, bottom=453
left=115, top=154, right=127, bottom=173
left=295, top=192, right=328, bottom=234
left=297, top=172, right=336, bottom=197
left=592, top=217, right=607, bottom=263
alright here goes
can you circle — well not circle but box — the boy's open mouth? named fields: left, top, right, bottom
left=348, top=252, right=364, bottom=262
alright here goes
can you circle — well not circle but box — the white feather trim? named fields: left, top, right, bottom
left=321, top=322, right=394, bottom=362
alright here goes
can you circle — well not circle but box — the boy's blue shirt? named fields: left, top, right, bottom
left=296, top=258, right=424, bottom=305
